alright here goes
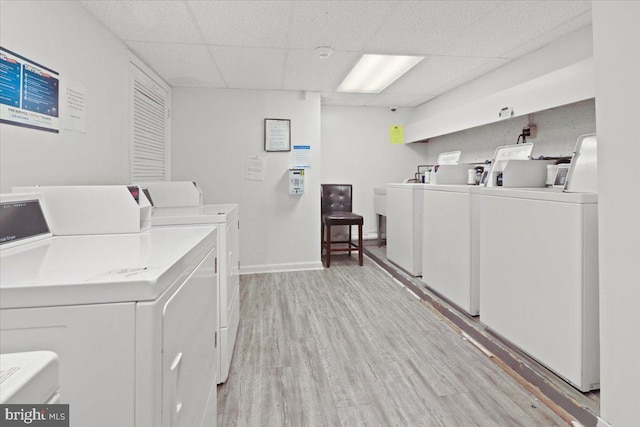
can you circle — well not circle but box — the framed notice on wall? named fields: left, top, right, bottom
left=0, top=46, right=60, bottom=133
left=264, top=118, right=291, bottom=152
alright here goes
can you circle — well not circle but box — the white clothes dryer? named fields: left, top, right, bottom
left=0, top=193, right=219, bottom=427
left=151, top=204, right=240, bottom=384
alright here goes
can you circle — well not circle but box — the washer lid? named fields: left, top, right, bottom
left=387, top=183, right=429, bottom=190
left=0, top=351, right=59, bottom=404
left=0, top=226, right=216, bottom=309
left=152, top=204, right=238, bottom=226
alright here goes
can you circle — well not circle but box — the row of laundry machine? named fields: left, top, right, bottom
left=0, top=182, right=240, bottom=427
left=386, top=134, right=599, bottom=393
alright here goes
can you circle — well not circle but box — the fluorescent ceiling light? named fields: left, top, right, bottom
left=338, top=54, right=424, bottom=93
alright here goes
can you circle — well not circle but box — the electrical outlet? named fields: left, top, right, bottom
left=522, top=124, right=537, bottom=139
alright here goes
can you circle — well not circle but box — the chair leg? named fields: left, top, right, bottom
left=358, top=224, right=363, bottom=266
left=321, top=222, right=324, bottom=256
left=348, top=225, right=353, bottom=256
left=326, top=224, right=331, bottom=268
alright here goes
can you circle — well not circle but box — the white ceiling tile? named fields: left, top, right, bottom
left=127, top=42, right=226, bottom=87
left=321, top=92, right=377, bottom=107
left=209, top=46, right=286, bottom=90
left=82, top=1, right=201, bottom=43
left=501, top=11, right=592, bottom=59
left=365, top=93, right=425, bottom=108
left=289, top=1, right=397, bottom=51
left=384, top=56, right=500, bottom=95
left=365, top=1, right=498, bottom=56
left=428, top=58, right=512, bottom=96
left=188, top=1, right=292, bottom=48
left=282, top=49, right=359, bottom=92
left=407, top=94, right=439, bottom=108
left=81, top=1, right=595, bottom=106
left=445, top=1, right=592, bottom=59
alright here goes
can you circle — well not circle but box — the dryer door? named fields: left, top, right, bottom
left=161, top=247, right=218, bottom=427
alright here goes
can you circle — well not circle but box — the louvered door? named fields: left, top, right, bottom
left=130, top=63, right=170, bottom=182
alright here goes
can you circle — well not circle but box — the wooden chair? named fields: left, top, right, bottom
left=321, top=184, right=364, bottom=267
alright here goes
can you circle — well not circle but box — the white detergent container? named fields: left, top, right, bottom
left=11, top=185, right=152, bottom=235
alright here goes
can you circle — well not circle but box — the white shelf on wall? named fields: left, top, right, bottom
left=405, top=26, right=595, bottom=143
left=405, top=59, right=594, bottom=142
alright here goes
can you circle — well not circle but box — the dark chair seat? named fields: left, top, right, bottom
left=322, top=211, right=364, bottom=226
left=321, top=184, right=364, bottom=267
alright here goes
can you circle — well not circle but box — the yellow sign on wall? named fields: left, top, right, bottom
left=390, top=125, right=403, bottom=144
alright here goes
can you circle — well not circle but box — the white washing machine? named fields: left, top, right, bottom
left=421, top=184, right=480, bottom=315
left=151, top=204, right=240, bottom=384
left=141, top=181, right=239, bottom=384
left=0, top=192, right=219, bottom=427
left=0, top=351, right=60, bottom=404
left=477, top=187, right=599, bottom=391
left=386, top=183, right=426, bottom=276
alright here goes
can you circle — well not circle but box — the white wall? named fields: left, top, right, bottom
left=171, top=88, right=322, bottom=273
left=321, top=106, right=429, bottom=237
left=593, top=3, right=640, bottom=426
left=0, top=1, right=132, bottom=192
left=423, top=99, right=596, bottom=164
left=406, top=26, right=594, bottom=142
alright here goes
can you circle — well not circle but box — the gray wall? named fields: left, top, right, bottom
left=423, top=99, right=596, bottom=164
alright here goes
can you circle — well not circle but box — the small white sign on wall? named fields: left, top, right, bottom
left=62, top=80, right=86, bottom=133
left=246, top=155, right=266, bottom=181
left=292, top=145, right=311, bottom=168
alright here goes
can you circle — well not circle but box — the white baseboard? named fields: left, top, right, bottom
left=363, top=231, right=384, bottom=240
left=597, top=417, right=613, bottom=427
left=240, top=261, right=324, bottom=275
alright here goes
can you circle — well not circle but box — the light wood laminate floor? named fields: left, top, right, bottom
left=217, top=256, right=566, bottom=426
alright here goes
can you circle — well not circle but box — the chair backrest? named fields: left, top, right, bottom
left=321, top=184, right=353, bottom=214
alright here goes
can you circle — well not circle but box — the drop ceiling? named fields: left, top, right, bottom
left=81, top=0, right=592, bottom=108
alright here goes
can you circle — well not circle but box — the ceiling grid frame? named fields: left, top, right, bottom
left=81, top=0, right=593, bottom=108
